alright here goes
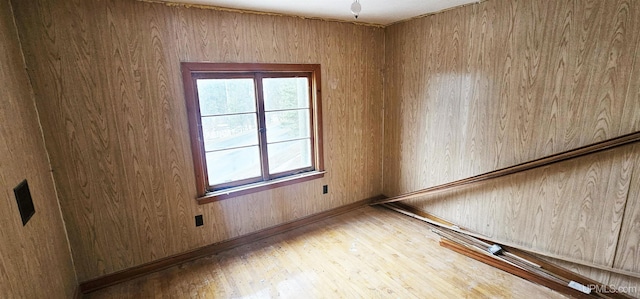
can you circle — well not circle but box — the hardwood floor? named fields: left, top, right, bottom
left=84, top=206, right=567, bottom=298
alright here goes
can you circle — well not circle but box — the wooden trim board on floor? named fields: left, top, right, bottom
left=79, top=195, right=385, bottom=294
left=384, top=202, right=640, bottom=280
left=439, top=239, right=594, bottom=299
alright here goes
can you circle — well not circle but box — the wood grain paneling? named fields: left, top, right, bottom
left=385, top=0, right=640, bottom=196
left=615, top=145, right=640, bottom=275
left=0, top=0, right=77, bottom=297
left=384, top=0, right=640, bottom=296
left=11, top=0, right=384, bottom=281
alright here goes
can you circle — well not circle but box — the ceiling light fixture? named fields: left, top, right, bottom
left=350, top=0, right=361, bottom=19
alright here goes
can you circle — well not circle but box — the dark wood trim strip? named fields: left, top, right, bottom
left=503, top=246, right=634, bottom=299
left=431, top=222, right=628, bottom=298
left=255, top=73, right=270, bottom=181
left=181, top=63, right=208, bottom=196
left=372, top=131, right=640, bottom=205
left=439, top=239, right=595, bottom=299
left=182, top=62, right=321, bottom=73
left=198, top=171, right=325, bottom=204
left=311, top=63, right=324, bottom=172
left=79, top=195, right=385, bottom=294
left=381, top=203, right=640, bottom=279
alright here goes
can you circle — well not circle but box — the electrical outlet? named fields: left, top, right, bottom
left=323, top=185, right=328, bottom=194
left=195, top=215, right=203, bottom=227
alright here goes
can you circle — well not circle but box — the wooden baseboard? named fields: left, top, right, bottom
left=79, top=195, right=386, bottom=294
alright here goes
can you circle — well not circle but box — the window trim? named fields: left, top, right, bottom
left=181, top=63, right=324, bottom=203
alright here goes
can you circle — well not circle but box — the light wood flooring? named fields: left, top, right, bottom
left=84, top=206, right=567, bottom=298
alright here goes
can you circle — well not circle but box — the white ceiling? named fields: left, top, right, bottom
left=154, top=0, right=480, bottom=26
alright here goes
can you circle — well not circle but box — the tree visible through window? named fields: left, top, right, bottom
left=182, top=63, right=324, bottom=201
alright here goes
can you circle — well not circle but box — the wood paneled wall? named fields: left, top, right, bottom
left=10, top=0, right=384, bottom=281
left=384, top=0, right=640, bottom=295
left=0, top=0, right=77, bottom=297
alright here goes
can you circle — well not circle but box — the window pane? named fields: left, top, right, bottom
left=268, top=139, right=312, bottom=174
left=265, top=110, right=310, bottom=143
left=263, top=77, right=309, bottom=111
left=206, top=146, right=261, bottom=186
left=196, top=79, right=256, bottom=116
left=202, top=114, right=258, bottom=151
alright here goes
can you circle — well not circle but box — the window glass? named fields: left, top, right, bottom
left=265, top=110, right=311, bottom=143
left=263, top=78, right=309, bottom=111
left=201, top=115, right=259, bottom=152
left=268, top=139, right=312, bottom=174
left=206, top=146, right=262, bottom=185
left=197, top=79, right=256, bottom=116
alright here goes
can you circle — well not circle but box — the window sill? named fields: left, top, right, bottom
left=197, top=171, right=326, bottom=204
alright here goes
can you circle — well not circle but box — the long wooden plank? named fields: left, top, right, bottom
left=431, top=225, right=628, bottom=299
left=381, top=203, right=640, bottom=280
left=432, top=229, right=569, bottom=285
left=439, top=239, right=595, bottom=299
left=372, top=131, right=640, bottom=205
left=503, top=246, right=634, bottom=299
